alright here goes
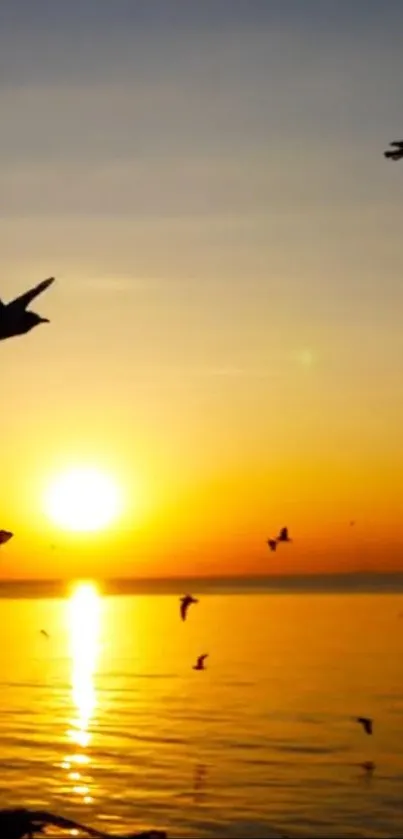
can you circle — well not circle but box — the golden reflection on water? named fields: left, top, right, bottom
left=63, top=581, right=101, bottom=805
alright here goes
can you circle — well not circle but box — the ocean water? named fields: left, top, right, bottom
left=0, top=585, right=402, bottom=838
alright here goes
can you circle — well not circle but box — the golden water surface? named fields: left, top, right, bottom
left=0, top=584, right=402, bottom=837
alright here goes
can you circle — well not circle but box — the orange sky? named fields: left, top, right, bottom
left=1, top=1, right=403, bottom=579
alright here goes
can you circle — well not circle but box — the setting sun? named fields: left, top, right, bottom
left=44, top=467, right=121, bottom=532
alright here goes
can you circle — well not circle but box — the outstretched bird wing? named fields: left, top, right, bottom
left=278, top=527, right=288, bottom=540
left=390, top=140, right=403, bottom=148
left=0, top=807, right=167, bottom=838
left=7, top=277, right=55, bottom=311
left=267, top=539, right=277, bottom=551
left=0, top=530, right=13, bottom=546
left=180, top=597, right=189, bottom=621
left=198, top=654, right=208, bottom=666
left=385, top=149, right=403, bottom=160
left=357, top=716, right=372, bottom=735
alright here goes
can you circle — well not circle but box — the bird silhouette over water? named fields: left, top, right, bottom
left=193, top=654, right=208, bottom=671
left=361, top=760, right=375, bottom=774
left=267, top=538, right=277, bottom=552
left=0, top=530, right=13, bottom=546
left=384, top=140, right=403, bottom=161
left=180, top=594, right=198, bottom=621
left=277, top=526, right=292, bottom=543
left=0, top=277, right=54, bottom=341
left=356, top=716, right=373, bottom=735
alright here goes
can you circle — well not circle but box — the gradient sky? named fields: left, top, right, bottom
left=1, top=0, right=403, bottom=579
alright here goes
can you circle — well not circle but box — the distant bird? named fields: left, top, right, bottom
left=0, top=277, right=54, bottom=341
left=0, top=530, right=13, bottom=546
left=349, top=520, right=355, bottom=527
left=384, top=140, right=403, bottom=161
left=40, top=629, right=50, bottom=640
left=356, top=716, right=373, bottom=735
left=193, top=654, right=208, bottom=671
left=277, top=526, right=292, bottom=543
left=267, top=538, right=277, bottom=552
left=361, top=760, right=375, bottom=774
left=180, top=594, right=198, bottom=621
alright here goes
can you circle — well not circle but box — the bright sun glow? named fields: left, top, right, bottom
left=45, top=466, right=121, bottom=532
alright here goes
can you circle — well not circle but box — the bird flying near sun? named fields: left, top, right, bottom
left=44, top=466, right=121, bottom=532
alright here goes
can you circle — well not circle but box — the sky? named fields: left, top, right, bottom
left=1, top=0, right=403, bottom=580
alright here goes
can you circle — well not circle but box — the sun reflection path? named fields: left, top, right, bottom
left=63, top=581, right=101, bottom=806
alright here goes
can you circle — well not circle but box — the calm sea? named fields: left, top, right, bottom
left=0, top=584, right=402, bottom=838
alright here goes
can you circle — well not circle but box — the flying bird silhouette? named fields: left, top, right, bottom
left=356, top=716, right=373, bottom=735
left=277, top=526, right=292, bottom=543
left=384, top=139, right=403, bottom=161
left=361, top=760, right=375, bottom=774
left=0, top=277, right=55, bottom=341
left=0, top=530, right=13, bottom=546
left=40, top=629, right=50, bottom=640
left=193, top=654, right=208, bottom=671
left=267, top=538, right=277, bottom=552
left=180, top=594, right=198, bottom=621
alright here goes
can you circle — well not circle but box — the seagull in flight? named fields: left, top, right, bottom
left=0, top=277, right=55, bottom=341
left=356, top=716, right=373, bottom=735
left=277, top=526, right=292, bottom=543
left=193, top=654, right=208, bottom=671
left=0, top=530, right=13, bottom=546
left=180, top=594, right=198, bottom=621
left=384, top=140, right=403, bottom=161
left=361, top=760, right=375, bottom=774
left=267, top=538, right=277, bottom=552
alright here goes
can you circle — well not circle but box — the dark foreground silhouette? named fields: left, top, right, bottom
left=0, top=277, right=55, bottom=341
left=0, top=808, right=166, bottom=838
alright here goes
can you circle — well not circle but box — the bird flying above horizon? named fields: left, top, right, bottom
left=0, top=277, right=55, bottom=341
left=180, top=594, right=198, bottom=621
left=193, top=654, right=208, bottom=671
left=277, top=527, right=292, bottom=543
left=267, top=539, right=277, bottom=552
left=356, top=716, right=373, bottom=735
left=0, top=530, right=13, bottom=546
left=384, top=140, right=403, bottom=161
